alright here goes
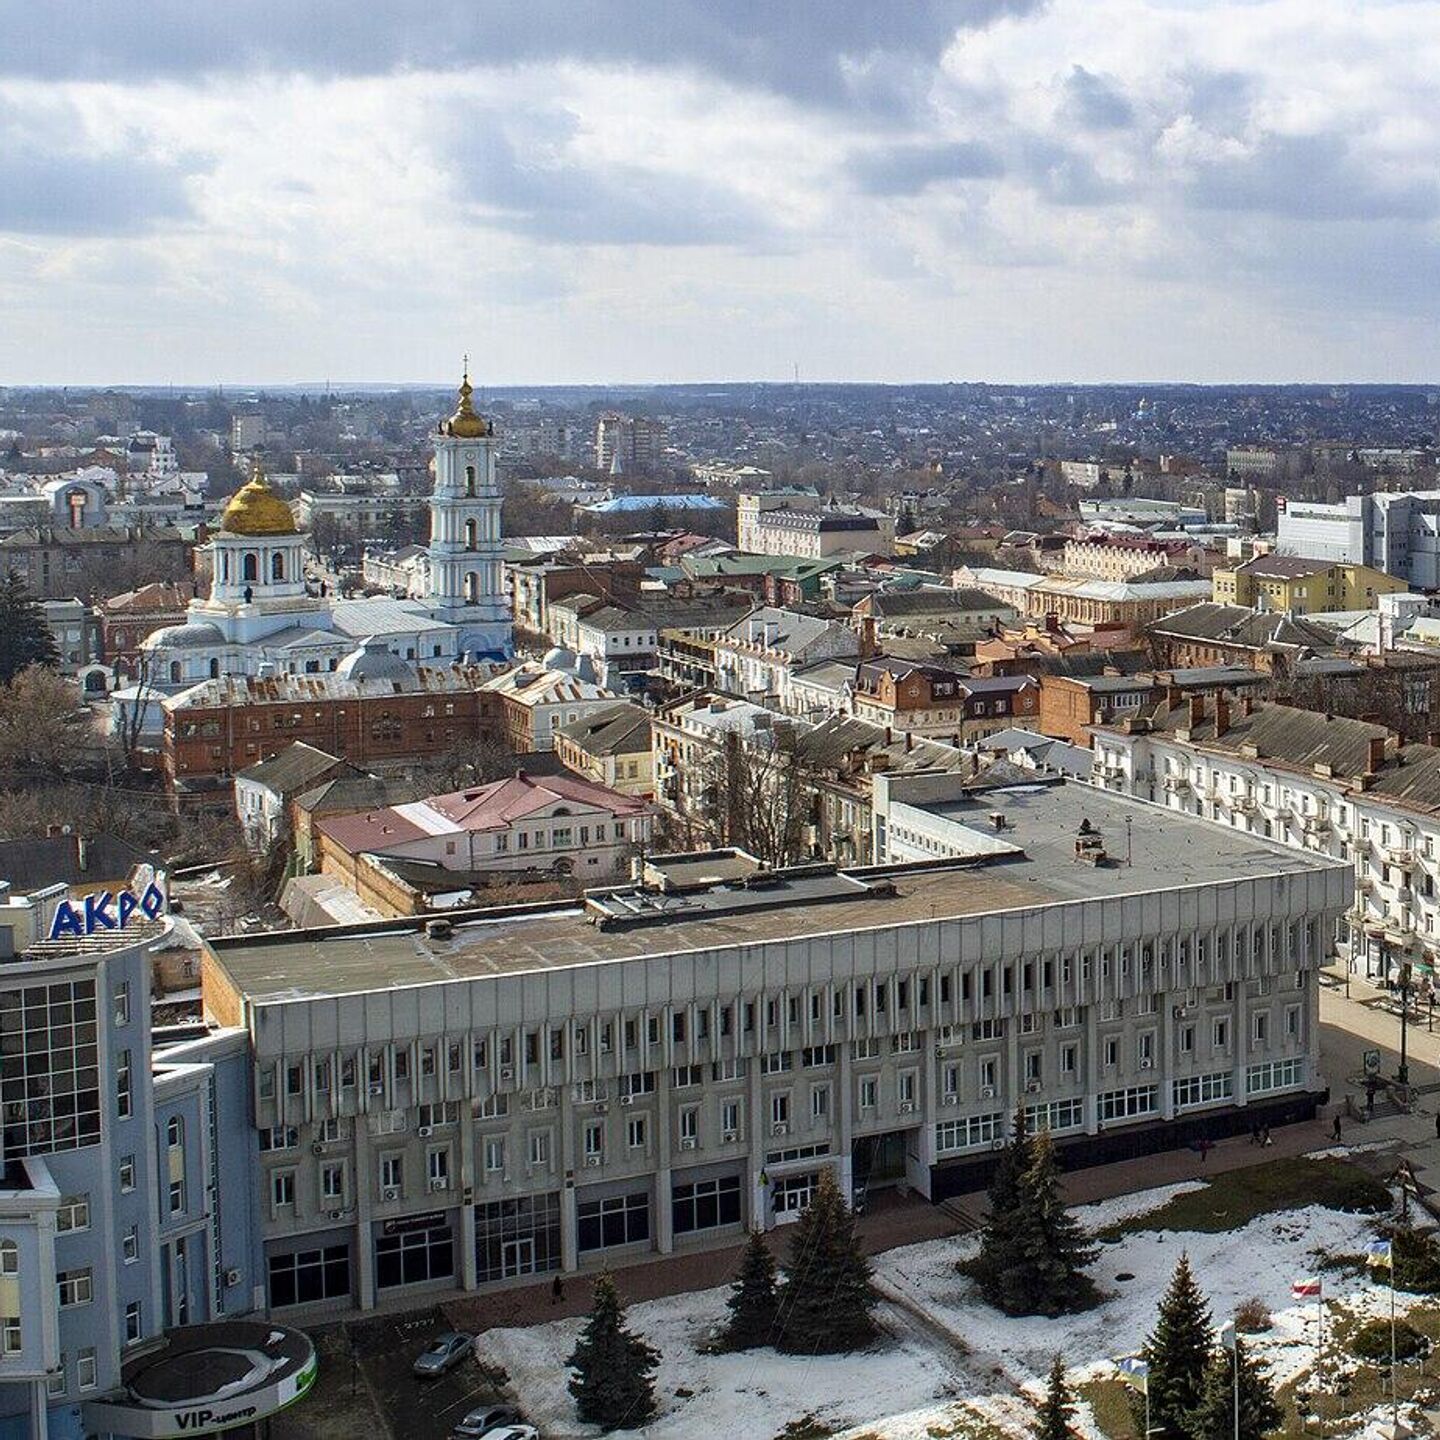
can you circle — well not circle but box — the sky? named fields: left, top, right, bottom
left=2, top=0, right=1439, bottom=387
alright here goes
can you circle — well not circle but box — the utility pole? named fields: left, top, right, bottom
left=1398, top=957, right=1412, bottom=1088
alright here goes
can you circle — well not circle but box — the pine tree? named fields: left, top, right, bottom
left=0, top=575, right=58, bottom=685
left=1019, top=1129, right=1099, bottom=1316
left=722, top=1229, right=779, bottom=1351
left=1187, top=1337, right=1283, bottom=1440
left=776, top=1169, right=877, bottom=1354
left=567, top=1273, right=660, bottom=1431
left=1035, top=1355, right=1075, bottom=1440
left=1134, top=1255, right=1214, bottom=1440
left=965, top=1106, right=1034, bottom=1304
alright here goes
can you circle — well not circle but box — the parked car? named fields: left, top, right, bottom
left=482, top=1428, right=538, bottom=1440
left=453, top=1405, right=523, bottom=1438
left=413, top=1331, right=475, bottom=1378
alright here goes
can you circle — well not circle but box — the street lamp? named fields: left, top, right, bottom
left=1398, top=957, right=1412, bottom=1089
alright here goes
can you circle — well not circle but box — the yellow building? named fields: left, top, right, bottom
left=1212, top=554, right=1408, bottom=614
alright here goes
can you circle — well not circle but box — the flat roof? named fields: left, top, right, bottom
left=209, top=784, right=1341, bottom=1005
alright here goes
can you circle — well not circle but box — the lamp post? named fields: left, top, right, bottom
left=1398, top=957, right=1412, bottom=1088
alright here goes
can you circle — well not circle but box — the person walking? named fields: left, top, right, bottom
left=1332, top=1113, right=1343, bottom=1143
left=551, top=1274, right=564, bottom=1305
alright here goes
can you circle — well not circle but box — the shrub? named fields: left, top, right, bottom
left=1352, top=1319, right=1428, bottom=1363
left=1392, top=1228, right=1440, bottom=1294
left=1234, top=1297, right=1272, bottom=1334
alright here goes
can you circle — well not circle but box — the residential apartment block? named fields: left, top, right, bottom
left=1211, top=554, right=1407, bottom=614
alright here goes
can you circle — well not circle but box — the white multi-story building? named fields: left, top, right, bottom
left=1277, top=491, right=1440, bottom=589
left=201, top=781, right=1343, bottom=1316
left=1090, top=693, right=1440, bottom=980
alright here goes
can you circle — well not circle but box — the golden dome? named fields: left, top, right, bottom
left=219, top=466, right=298, bottom=536
left=441, top=362, right=491, bottom=439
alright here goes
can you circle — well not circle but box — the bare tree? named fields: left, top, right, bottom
left=110, top=647, right=162, bottom=778
left=0, top=666, right=91, bottom=778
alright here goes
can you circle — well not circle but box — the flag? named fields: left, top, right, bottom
left=1219, top=1320, right=1236, bottom=1352
left=1367, top=1239, right=1393, bottom=1269
left=1117, top=1356, right=1149, bottom=1386
left=1292, top=1277, right=1322, bottom=1299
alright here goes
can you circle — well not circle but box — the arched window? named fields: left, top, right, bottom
left=209, top=658, right=219, bottom=679
left=464, top=519, right=478, bottom=551
left=465, top=465, right=476, bottom=497
left=271, top=552, right=285, bottom=582
left=220, top=553, right=230, bottom=583
left=463, top=573, right=479, bottom=604
left=170, top=661, right=182, bottom=684
left=242, top=552, right=259, bottom=584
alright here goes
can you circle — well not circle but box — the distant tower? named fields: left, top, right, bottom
left=425, top=364, right=512, bottom=659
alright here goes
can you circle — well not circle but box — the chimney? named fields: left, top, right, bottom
left=1165, top=685, right=1182, bottom=710
left=884, top=726, right=892, bottom=745
left=1366, top=734, right=1386, bottom=775
left=1214, top=692, right=1230, bottom=738
left=859, top=615, right=877, bottom=660
left=1188, top=694, right=1204, bottom=731
left=1241, top=693, right=1255, bottom=717
left=905, top=731, right=913, bottom=752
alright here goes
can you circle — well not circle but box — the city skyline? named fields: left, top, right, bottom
left=3, top=0, right=1439, bottom=387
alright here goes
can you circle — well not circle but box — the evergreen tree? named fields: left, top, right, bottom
left=1019, top=1130, right=1099, bottom=1315
left=1035, top=1355, right=1076, bottom=1440
left=1133, top=1255, right=1214, bottom=1440
left=965, top=1106, right=1034, bottom=1303
left=0, top=576, right=58, bottom=684
left=776, top=1169, right=877, bottom=1354
left=722, top=1229, right=779, bottom=1351
left=1187, top=1337, right=1283, bottom=1440
left=567, top=1273, right=660, bottom=1431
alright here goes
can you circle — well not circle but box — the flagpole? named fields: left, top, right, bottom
left=1316, top=1278, right=1325, bottom=1440
left=1391, top=1266, right=1398, bottom=1438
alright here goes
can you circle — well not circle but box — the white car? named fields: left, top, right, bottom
left=483, top=1427, right=539, bottom=1440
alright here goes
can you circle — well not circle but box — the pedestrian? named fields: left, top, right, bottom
left=1261, top=1125, right=1272, bottom=1147
left=1434, top=1110, right=1440, bottom=1141
left=1332, top=1113, right=1343, bottom=1143
left=1367, top=1084, right=1377, bottom=1116
left=1199, top=1138, right=1210, bottom=1163
left=551, top=1274, right=564, bottom=1305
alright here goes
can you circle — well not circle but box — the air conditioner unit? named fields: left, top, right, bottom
left=381, top=1186, right=400, bottom=1202
left=619, top=1094, right=634, bottom=1106
left=899, top=1101, right=917, bottom=1114
left=584, top=1154, right=603, bottom=1168
left=428, top=1178, right=448, bottom=1193
left=941, top=1093, right=958, bottom=1106
left=328, top=1210, right=344, bottom=1221
left=593, top=1101, right=609, bottom=1114
left=771, top=1122, right=789, bottom=1137
left=722, top=1130, right=739, bottom=1143
left=679, top=1136, right=698, bottom=1151
left=368, top=1082, right=385, bottom=1096
left=416, top=1125, right=434, bottom=1138
left=311, top=1141, right=325, bottom=1156
left=1025, top=1080, right=1042, bottom=1094
left=1172, top=1005, right=1188, bottom=1018
left=500, top=1067, right=515, bottom=1082
left=980, top=1085, right=996, bottom=1099
left=1140, top=1057, right=1154, bottom=1070
left=223, top=1267, right=241, bottom=1287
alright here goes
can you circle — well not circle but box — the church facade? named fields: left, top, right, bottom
left=141, top=371, right=514, bottom=691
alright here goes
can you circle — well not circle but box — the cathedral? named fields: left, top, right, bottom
left=143, top=370, right=513, bottom=688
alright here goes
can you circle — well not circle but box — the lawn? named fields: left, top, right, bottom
left=1094, top=1157, right=1391, bottom=1241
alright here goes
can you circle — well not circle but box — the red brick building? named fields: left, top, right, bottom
left=161, top=665, right=502, bottom=803
left=102, top=582, right=194, bottom=678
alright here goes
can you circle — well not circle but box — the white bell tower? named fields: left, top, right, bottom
left=425, top=364, right=512, bottom=659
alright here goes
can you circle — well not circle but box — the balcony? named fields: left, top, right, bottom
left=1385, top=846, right=1417, bottom=870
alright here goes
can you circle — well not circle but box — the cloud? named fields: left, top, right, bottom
left=0, top=100, right=198, bottom=236
left=1060, top=65, right=1134, bottom=130
left=850, top=139, right=1004, bottom=195
left=2, top=0, right=1043, bottom=115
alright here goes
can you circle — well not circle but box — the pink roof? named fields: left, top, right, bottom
left=317, top=808, right=427, bottom=853
left=424, top=772, right=650, bottom=831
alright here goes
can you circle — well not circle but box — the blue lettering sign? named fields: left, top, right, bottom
left=49, top=882, right=166, bottom=942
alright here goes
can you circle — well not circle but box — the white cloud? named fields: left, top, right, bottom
left=2, top=0, right=1439, bottom=383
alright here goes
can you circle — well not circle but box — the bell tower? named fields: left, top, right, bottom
left=425, top=363, right=512, bottom=659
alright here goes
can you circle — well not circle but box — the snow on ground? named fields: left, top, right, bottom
left=481, top=1182, right=1397, bottom=1440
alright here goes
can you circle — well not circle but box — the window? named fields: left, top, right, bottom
left=380, top=1154, right=403, bottom=1193
left=583, top=1121, right=604, bottom=1159
left=578, top=1191, right=650, bottom=1251
left=119, top=1155, right=136, bottom=1192
left=123, top=1227, right=139, bottom=1263
left=268, top=1245, right=351, bottom=1307
left=56, top=1194, right=90, bottom=1232
left=1097, top=1085, right=1158, bottom=1122
left=859, top=1076, right=878, bottom=1110
left=114, top=983, right=130, bottom=1025
left=1172, top=1072, right=1234, bottom=1109
left=322, top=1164, right=345, bottom=1202
left=1025, top=1098, right=1084, bottom=1133
left=259, top=1125, right=299, bottom=1151
left=529, top=1130, right=551, bottom=1168
left=125, top=1302, right=142, bottom=1344
left=1103, top=1037, right=1119, bottom=1068
left=117, top=1048, right=132, bottom=1118
left=1247, top=1058, right=1305, bottom=1095
left=672, top=1175, right=742, bottom=1235
left=271, top=1171, right=295, bottom=1209
left=770, top=1093, right=791, bottom=1128
left=811, top=1084, right=830, bottom=1120
left=375, top=1226, right=455, bottom=1289
left=673, top=1064, right=703, bottom=1088
left=1212, top=1019, right=1229, bottom=1051
left=627, top=1116, right=648, bottom=1150
left=57, top=1268, right=93, bottom=1307
left=77, top=1347, right=97, bottom=1391
left=48, top=1359, right=65, bottom=1398
left=898, top=1070, right=917, bottom=1105
left=1252, top=1012, right=1269, bottom=1045
left=935, top=1111, right=1005, bottom=1153
left=1060, top=1044, right=1077, bottom=1076
left=428, top=1148, right=451, bottom=1188
left=481, top=1137, right=504, bottom=1175
left=680, top=1106, right=698, bottom=1142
